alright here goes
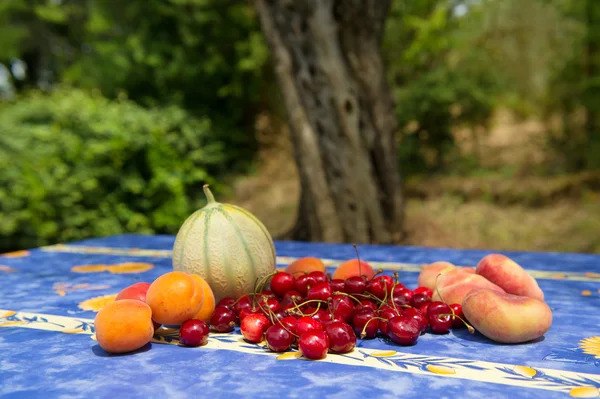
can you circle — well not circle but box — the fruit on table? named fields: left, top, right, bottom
left=240, top=313, right=271, bottom=343
left=462, top=288, right=552, bottom=343
left=324, top=321, right=356, bottom=354
left=179, top=319, right=210, bottom=347
left=146, top=271, right=204, bottom=326
left=269, top=272, right=296, bottom=297
left=172, top=184, right=276, bottom=302
left=285, top=257, right=326, bottom=278
left=265, top=324, right=295, bottom=352
left=417, top=261, right=457, bottom=289
left=387, top=316, right=421, bottom=346
left=475, top=254, right=545, bottom=301
left=332, top=259, right=375, bottom=280
left=190, top=274, right=216, bottom=323
left=94, top=299, right=154, bottom=354
left=298, top=330, right=330, bottom=360
left=115, top=282, right=151, bottom=302
left=209, top=306, right=237, bottom=333
left=432, top=268, right=505, bottom=305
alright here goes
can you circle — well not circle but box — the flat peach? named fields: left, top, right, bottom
left=417, top=261, right=456, bottom=289
left=462, top=288, right=552, bottom=344
left=432, top=271, right=505, bottom=305
left=476, top=254, right=544, bottom=301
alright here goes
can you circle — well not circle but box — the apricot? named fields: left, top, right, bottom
left=331, top=259, right=375, bottom=280
left=285, top=257, right=326, bottom=278
left=146, top=271, right=204, bottom=326
left=476, top=254, right=544, bottom=301
left=462, top=289, right=552, bottom=344
left=190, top=274, right=216, bottom=323
left=432, top=269, right=505, bottom=304
left=94, top=299, right=154, bottom=353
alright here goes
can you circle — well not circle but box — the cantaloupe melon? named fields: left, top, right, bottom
left=172, top=185, right=276, bottom=301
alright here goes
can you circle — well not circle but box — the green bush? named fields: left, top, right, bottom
left=0, top=88, right=227, bottom=252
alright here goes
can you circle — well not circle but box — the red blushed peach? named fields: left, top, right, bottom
left=432, top=270, right=505, bottom=305
left=462, top=289, right=552, bottom=344
left=285, top=257, right=326, bottom=278
left=331, top=259, right=375, bottom=280
left=417, top=262, right=456, bottom=289
left=115, top=282, right=151, bottom=302
left=476, top=254, right=544, bottom=301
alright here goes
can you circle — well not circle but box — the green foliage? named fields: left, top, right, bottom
left=0, top=88, right=226, bottom=252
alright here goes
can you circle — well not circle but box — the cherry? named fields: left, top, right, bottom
left=330, top=295, right=355, bottom=323
left=308, top=271, right=328, bottom=285
left=306, top=282, right=333, bottom=302
left=392, top=286, right=413, bottom=306
left=179, top=319, right=210, bottom=347
left=325, top=321, right=356, bottom=354
left=449, top=303, right=465, bottom=328
left=279, top=316, right=298, bottom=336
left=402, top=307, right=428, bottom=332
left=265, top=324, right=295, bottom=352
left=299, top=331, right=329, bottom=360
left=295, top=316, right=323, bottom=336
left=367, top=275, right=394, bottom=299
left=418, top=302, right=431, bottom=316
left=413, top=286, right=433, bottom=298
left=356, top=299, right=377, bottom=312
left=427, top=301, right=452, bottom=334
left=280, top=290, right=303, bottom=308
left=270, top=272, right=296, bottom=297
left=387, top=316, right=420, bottom=346
left=239, top=306, right=261, bottom=322
left=329, top=279, right=345, bottom=293
left=233, top=295, right=253, bottom=316
left=378, top=307, right=398, bottom=336
left=411, top=292, right=431, bottom=308
left=295, top=274, right=316, bottom=296
left=323, top=313, right=346, bottom=327
left=210, top=306, right=237, bottom=333
left=259, top=296, right=281, bottom=314
left=351, top=308, right=378, bottom=339
left=311, top=309, right=332, bottom=325
left=260, top=289, right=275, bottom=298
left=216, top=297, right=236, bottom=310
left=240, top=313, right=271, bottom=343
left=344, top=276, right=367, bottom=295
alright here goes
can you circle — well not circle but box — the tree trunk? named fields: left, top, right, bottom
left=255, top=0, right=404, bottom=244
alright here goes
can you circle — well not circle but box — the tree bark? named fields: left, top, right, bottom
left=255, top=0, right=404, bottom=244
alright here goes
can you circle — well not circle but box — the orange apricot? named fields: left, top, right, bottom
left=285, top=257, right=326, bottom=278
left=94, top=299, right=154, bottom=353
left=332, top=259, right=375, bottom=280
left=146, top=271, right=204, bottom=325
left=190, top=274, right=216, bottom=323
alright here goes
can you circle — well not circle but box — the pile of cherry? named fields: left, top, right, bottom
left=179, top=270, right=471, bottom=361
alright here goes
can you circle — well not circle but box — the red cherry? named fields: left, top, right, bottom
left=344, top=276, right=366, bottom=295
left=356, top=299, right=377, bottom=311
left=411, top=292, right=431, bottom=308
left=366, top=275, right=394, bottom=299
left=216, top=297, right=236, bottom=310
left=240, top=313, right=271, bottom=343
left=392, top=286, right=413, bottom=306
left=311, top=309, right=332, bottom=325
left=330, top=295, right=355, bottom=323
left=413, top=286, right=433, bottom=298
left=279, top=316, right=298, bottom=336
left=387, top=316, right=420, bottom=346
left=378, top=307, right=398, bottom=336
left=210, top=306, right=237, bottom=333
left=329, top=279, right=345, bottom=293
left=351, top=308, right=378, bottom=339
left=299, top=331, right=330, bottom=360
left=259, top=296, right=281, bottom=314
left=402, top=307, right=428, bottom=332
left=427, top=301, right=452, bottom=334
left=238, top=306, right=260, bottom=322
left=449, top=303, right=465, bottom=328
left=295, top=316, right=323, bottom=336
left=306, top=282, right=333, bottom=302
left=418, top=302, right=431, bottom=316
left=265, top=324, right=295, bottom=352
left=280, top=290, right=303, bottom=308
left=270, top=272, right=296, bottom=298
left=260, top=289, right=275, bottom=298
left=179, top=319, right=210, bottom=347
left=295, top=274, right=316, bottom=295
left=325, top=321, right=356, bottom=353
left=308, top=271, right=328, bottom=285
left=233, top=295, right=253, bottom=316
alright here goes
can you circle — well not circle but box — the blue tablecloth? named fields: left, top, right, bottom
left=0, top=234, right=599, bottom=398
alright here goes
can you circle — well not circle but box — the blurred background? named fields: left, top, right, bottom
left=1, top=0, right=599, bottom=254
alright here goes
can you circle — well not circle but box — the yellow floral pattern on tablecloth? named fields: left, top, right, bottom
left=78, top=294, right=118, bottom=312
left=71, top=262, right=154, bottom=274
left=579, top=337, right=600, bottom=359
left=1, top=250, right=30, bottom=258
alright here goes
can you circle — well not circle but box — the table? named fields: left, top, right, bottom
left=0, top=234, right=599, bottom=398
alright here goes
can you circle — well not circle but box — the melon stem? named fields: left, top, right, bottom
left=203, top=184, right=217, bottom=203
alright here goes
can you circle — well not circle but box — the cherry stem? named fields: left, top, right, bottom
left=360, top=316, right=387, bottom=339
left=353, top=244, right=363, bottom=278
left=332, top=291, right=365, bottom=305
left=257, top=299, right=300, bottom=338
left=288, top=298, right=328, bottom=316
left=433, top=273, right=446, bottom=304
left=439, top=313, right=475, bottom=334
